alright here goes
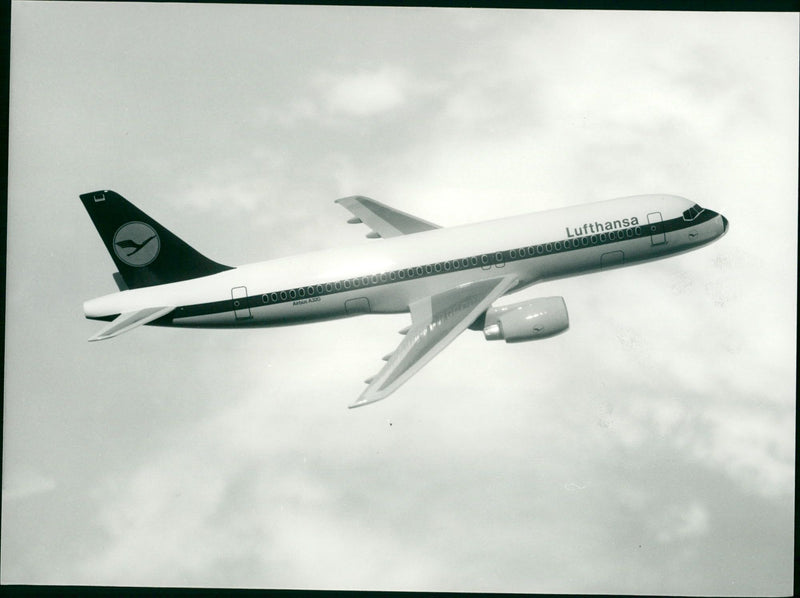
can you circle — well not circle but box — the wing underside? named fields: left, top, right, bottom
left=335, top=195, right=440, bottom=238
left=350, top=275, right=518, bottom=408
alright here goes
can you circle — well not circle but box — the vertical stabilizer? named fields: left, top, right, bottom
left=80, top=190, right=232, bottom=289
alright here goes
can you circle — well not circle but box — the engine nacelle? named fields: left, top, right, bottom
left=483, top=296, right=569, bottom=343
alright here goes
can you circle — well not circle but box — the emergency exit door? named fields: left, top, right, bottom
left=647, top=212, right=666, bottom=245
left=231, top=286, right=252, bottom=320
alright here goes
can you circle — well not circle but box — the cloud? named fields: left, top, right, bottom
left=694, top=407, right=795, bottom=498
left=4, top=5, right=795, bottom=594
left=76, top=387, right=447, bottom=588
left=318, top=67, right=412, bottom=118
left=654, top=502, right=710, bottom=543
left=2, top=470, right=57, bottom=502
left=590, top=388, right=794, bottom=501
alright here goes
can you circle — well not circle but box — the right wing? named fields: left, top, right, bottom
left=349, top=275, right=518, bottom=408
left=335, top=195, right=440, bottom=238
left=88, top=306, right=174, bottom=341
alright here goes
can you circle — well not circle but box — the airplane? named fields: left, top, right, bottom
left=81, top=190, right=728, bottom=408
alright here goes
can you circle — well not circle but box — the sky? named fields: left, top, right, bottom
left=2, top=3, right=797, bottom=594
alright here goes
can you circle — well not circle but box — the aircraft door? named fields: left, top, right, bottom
left=647, top=212, right=666, bottom=245
left=345, top=297, right=371, bottom=315
left=231, top=286, right=252, bottom=320
left=601, top=251, right=624, bottom=269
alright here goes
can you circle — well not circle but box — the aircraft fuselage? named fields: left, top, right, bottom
left=84, top=194, right=728, bottom=329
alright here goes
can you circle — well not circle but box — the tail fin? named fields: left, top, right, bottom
left=80, top=190, right=233, bottom=290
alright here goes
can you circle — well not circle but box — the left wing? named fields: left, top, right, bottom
left=335, top=195, right=440, bottom=238
left=349, top=275, right=518, bottom=408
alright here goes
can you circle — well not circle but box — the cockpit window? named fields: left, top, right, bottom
left=682, top=203, right=705, bottom=221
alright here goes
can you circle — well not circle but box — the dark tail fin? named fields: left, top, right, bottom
left=80, top=190, right=233, bottom=290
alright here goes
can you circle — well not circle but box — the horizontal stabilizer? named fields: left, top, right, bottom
left=88, top=306, right=174, bottom=342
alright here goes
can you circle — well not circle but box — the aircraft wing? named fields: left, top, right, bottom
left=88, top=306, right=174, bottom=341
left=349, top=275, right=518, bottom=408
left=335, top=195, right=440, bottom=238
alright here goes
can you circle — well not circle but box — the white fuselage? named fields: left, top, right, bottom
left=84, top=194, right=728, bottom=328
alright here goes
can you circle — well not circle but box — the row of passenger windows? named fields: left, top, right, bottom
left=259, top=225, right=645, bottom=305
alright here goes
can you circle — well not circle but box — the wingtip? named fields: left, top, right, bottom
left=347, top=395, right=371, bottom=409
left=348, top=397, right=381, bottom=409
left=336, top=195, right=378, bottom=208
left=348, top=387, right=388, bottom=409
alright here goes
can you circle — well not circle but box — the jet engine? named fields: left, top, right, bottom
left=482, top=296, right=569, bottom=343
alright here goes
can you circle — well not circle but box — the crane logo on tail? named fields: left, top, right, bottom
left=113, top=222, right=160, bottom=267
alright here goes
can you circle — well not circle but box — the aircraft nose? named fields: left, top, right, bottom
left=721, top=214, right=729, bottom=234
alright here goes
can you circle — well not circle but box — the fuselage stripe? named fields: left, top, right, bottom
left=167, top=210, right=714, bottom=320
